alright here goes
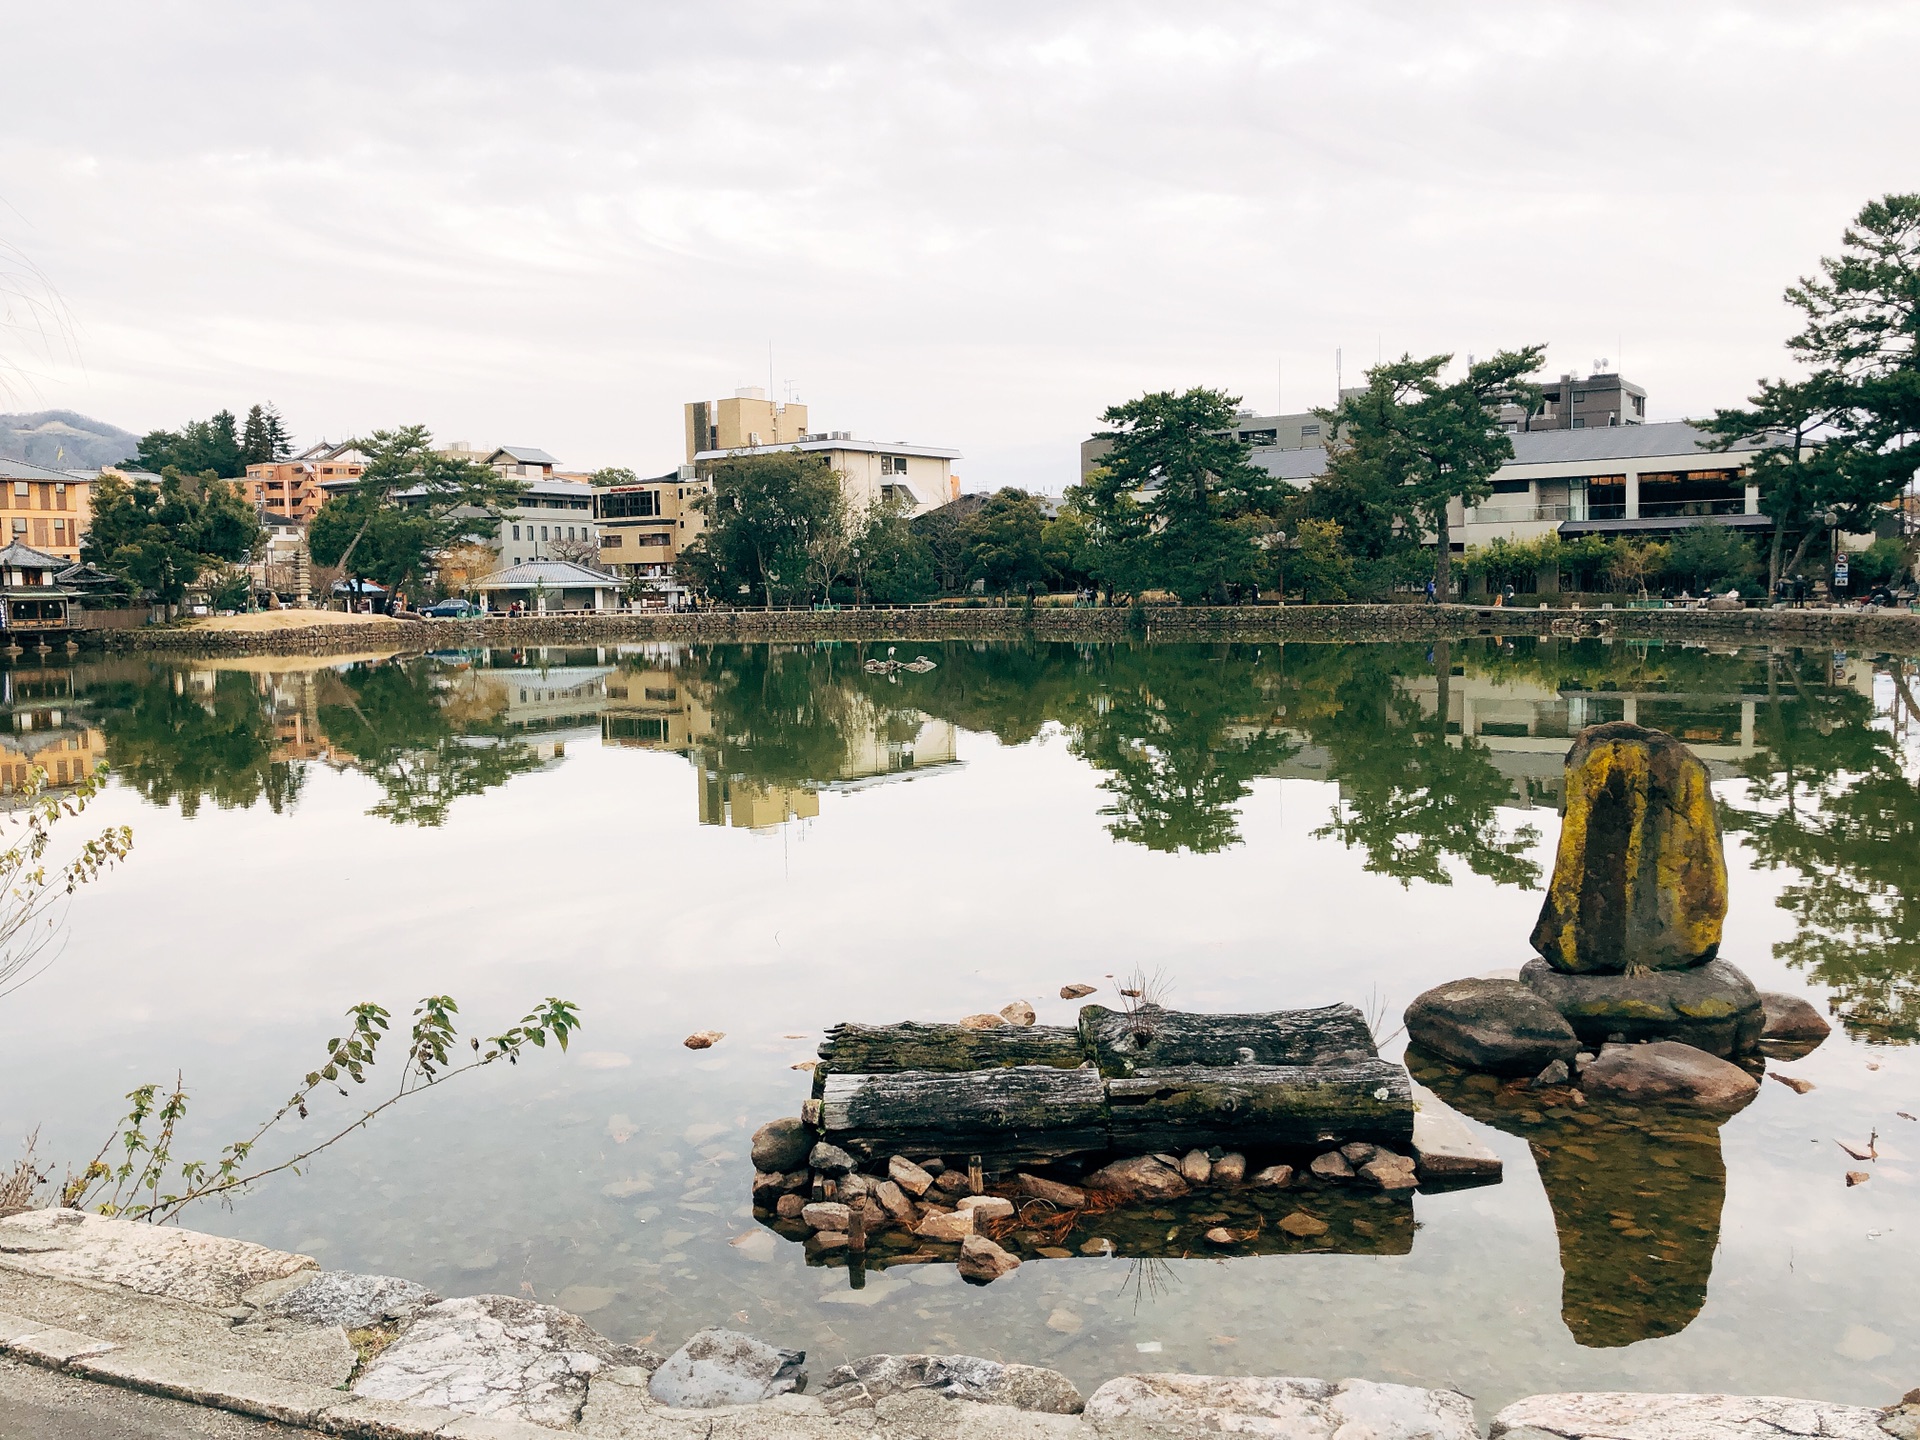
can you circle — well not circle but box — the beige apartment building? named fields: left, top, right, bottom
left=686, top=387, right=962, bottom=518
left=0, top=458, right=90, bottom=563
left=594, top=467, right=711, bottom=581
left=684, top=389, right=811, bottom=460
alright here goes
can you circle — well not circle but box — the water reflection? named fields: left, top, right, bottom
left=1414, top=1053, right=1746, bottom=1349
left=6, top=638, right=1918, bottom=1031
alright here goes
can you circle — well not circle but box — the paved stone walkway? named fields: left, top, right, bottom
left=0, top=1354, right=319, bottom=1440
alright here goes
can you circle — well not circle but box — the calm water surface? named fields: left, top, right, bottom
left=2, top=638, right=1916, bottom=1412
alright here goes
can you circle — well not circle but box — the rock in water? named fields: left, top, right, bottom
left=1522, top=957, right=1764, bottom=1056
left=957, top=1234, right=1022, bottom=1283
left=1578, top=1041, right=1759, bottom=1111
left=888, top=1155, right=935, bottom=1196
left=750, top=1117, right=811, bottom=1173
left=1060, top=984, right=1098, bottom=1000
left=1759, top=991, right=1832, bottom=1052
left=648, top=1327, right=806, bottom=1409
left=808, top=1142, right=856, bottom=1176
left=1530, top=722, right=1728, bottom=975
left=999, top=1000, right=1037, bottom=1026
left=1083, top=1155, right=1191, bottom=1201
left=1405, top=978, right=1580, bottom=1075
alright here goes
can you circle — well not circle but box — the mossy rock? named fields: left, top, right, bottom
left=1521, top=957, right=1763, bottom=1055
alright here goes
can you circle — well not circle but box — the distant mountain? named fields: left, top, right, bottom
left=0, top=410, right=141, bottom=471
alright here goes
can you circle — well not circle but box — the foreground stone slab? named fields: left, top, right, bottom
left=648, top=1326, right=806, bottom=1409
left=1490, top=1391, right=1891, bottom=1440
left=816, top=1353, right=1084, bottom=1416
left=1405, top=978, right=1580, bottom=1075
left=1409, top=1082, right=1503, bottom=1183
left=1522, top=958, right=1764, bottom=1056
left=264, top=1269, right=441, bottom=1330
left=1084, top=1373, right=1478, bottom=1440
left=353, top=1293, right=650, bottom=1427
left=1530, top=722, right=1728, bottom=975
left=0, top=1210, right=316, bottom=1311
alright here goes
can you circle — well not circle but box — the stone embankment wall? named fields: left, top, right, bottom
left=83, top=603, right=1920, bottom=657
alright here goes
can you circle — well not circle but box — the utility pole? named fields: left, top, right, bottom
left=1335, top=348, right=1342, bottom=403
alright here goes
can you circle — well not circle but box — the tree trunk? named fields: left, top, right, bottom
left=818, top=1065, right=1109, bottom=1165
left=1433, top=505, right=1452, bottom=599
left=1077, top=1003, right=1376, bottom=1077
left=1783, top=521, right=1825, bottom=581
left=1769, top=518, right=1786, bottom=590
left=1106, top=1059, right=1414, bottom=1153
left=817, top=1022, right=1085, bottom=1077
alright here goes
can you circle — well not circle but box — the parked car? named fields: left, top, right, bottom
left=421, top=598, right=483, bottom=619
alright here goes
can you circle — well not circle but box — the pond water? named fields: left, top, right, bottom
left=1, top=637, right=1916, bottom=1413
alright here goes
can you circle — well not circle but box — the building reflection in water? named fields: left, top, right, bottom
left=0, top=663, right=106, bottom=800
left=596, top=645, right=961, bottom=832
left=1412, top=1051, right=1750, bottom=1348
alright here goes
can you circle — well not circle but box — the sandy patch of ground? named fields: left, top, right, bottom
left=189, top=609, right=403, bottom=633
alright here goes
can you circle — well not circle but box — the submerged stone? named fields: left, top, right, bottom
left=1531, top=723, right=1728, bottom=976
left=1522, top=957, right=1764, bottom=1056
left=1579, top=1041, right=1760, bottom=1111
left=1086, top=1375, right=1478, bottom=1440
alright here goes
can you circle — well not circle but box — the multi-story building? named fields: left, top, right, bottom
left=318, top=445, right=597, bottom=571
left=1504, top=369, right=1647, bottom=433
left=0, top=458, right=90, bottom=563
left=241, top=442, right=366, bottom=524
left=684, top=389, right=810, bottom=460
left=693, top=435, right=960, bottom=517
left=686, top=388, right=962, bottom=518
left=594, top=466, right=711, bottom=580
left=1253, top=419, right=1775, bottom=555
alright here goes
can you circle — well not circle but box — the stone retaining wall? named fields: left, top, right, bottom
left=81, top=603, right=1920, bottom=657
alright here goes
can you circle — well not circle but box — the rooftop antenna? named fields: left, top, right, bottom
left=1336, top=347, right=1342, bottom=401
left=768, top=341, right=775, bottom=408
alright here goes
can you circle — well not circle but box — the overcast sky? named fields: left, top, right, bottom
left=2, top=1, right=1915, bottom=491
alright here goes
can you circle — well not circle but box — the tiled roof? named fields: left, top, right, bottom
left=0, top=457, right=82, bottom=482
left=0, top=541, right=70, bottom=569
left=472, top=559, right=619, bottom=590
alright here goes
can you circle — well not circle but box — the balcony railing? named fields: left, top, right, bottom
left=1637, top=498, right=1748, bottom=518
left=1462, top=504, right=1574, bottom=525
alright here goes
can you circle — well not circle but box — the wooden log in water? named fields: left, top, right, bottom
left=816, top=1022, right=1085, bottom=1075
left=819, top=1065, right=1108, bottom=1164
left=1106, top=1059, right=1414, bottom=1153
left=1080, top=1003, right=1379, bottom=1077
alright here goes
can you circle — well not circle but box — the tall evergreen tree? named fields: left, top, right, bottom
left=1074, top=387, right=1289, bottom=602
left=240, top=404, right=293, bottom=465
left=1704, top=193, right=1920, bottom=584
left=307, top=425, right=526, bottom=593
left=1320, top=348, right=1544, bottom=596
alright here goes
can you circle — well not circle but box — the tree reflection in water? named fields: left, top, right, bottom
left=27, top=637, right=1920, bottom=1024
left=314, top=662, right=547, bottom=828
left=95, top=665, right=305, bottom=817
left=1722, top=652, right=1920, bottom=1043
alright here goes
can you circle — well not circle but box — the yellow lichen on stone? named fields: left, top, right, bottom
left=1531, top=722, right=1727, bottom=975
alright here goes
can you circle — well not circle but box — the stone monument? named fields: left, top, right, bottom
left=1528, top=721, right=1727, bottom=976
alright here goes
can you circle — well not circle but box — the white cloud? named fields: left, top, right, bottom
left=3, top=0, right=1916, bottom=488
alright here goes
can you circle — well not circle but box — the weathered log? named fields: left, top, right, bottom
left=1105, top=1060, right=1414, bottom=1153
left=817, top=1022, right=1085, bottom=1074
left=1079, top=1003, right=1378, bottom=1077
left=819, top=1065, right=1108, bottom=1165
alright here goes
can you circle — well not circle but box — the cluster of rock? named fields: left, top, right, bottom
left=1407, top=722, right=1831, bottom=1108
left=753, top=1108, right=1444, bottom=1280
